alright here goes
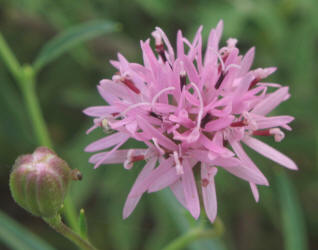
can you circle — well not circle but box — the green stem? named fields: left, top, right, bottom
left=19, top=66, right=53, bottom=148
left=44, top=215, right=97, bottom=250
left=162, top=217, right=224, bottom=250
left=0, top=33, right=21, bottom=79
left=64, top=195, right=80, bottom=232
left=0, top=32, right=79, bottom=233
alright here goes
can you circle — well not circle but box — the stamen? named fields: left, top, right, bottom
left=124, top=149, right=145, bottom=170
left=227, top=38, right=238, bottom=48
left=215, top=71, right=226, bottom=89
left=189, top=82, right=204, bottom=130
left=101, top=118, right=111, bottom=133
left=173, top=151, right=183, bottom=175
left=122, top=78, right=141, bottom=94
left=180, top=62, right=187, bottom=90
left=131, top=155, right=145, bottom=162
left=225, top=63, right=241, bottom=72
left=248, top=77, right=260, bottom=90
left=231, top=120, right=248, bottom=127
left=270, top=128, right=285, bottom=142
left=243, top=112, right=258, bottom=130
left=215, top=51, right=225, bottom=72
left=253, top=130, right=271, bottom=136
left=124, top=149, right=134, bottom=169
left=151, top=86, right=175, bottom=106
left=152, top=30, right=167, bottom=63
left=252, top=128, right=285, bottom=142
left=152, top=137, right=165, bottom=155
left=113, top=74, right=141, bottom=94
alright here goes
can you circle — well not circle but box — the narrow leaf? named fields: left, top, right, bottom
left=78, top=209, right=88, bottom=240
left=275, top=171, right=308, bottom=250
left=0, top=210, right=55, bottom=250
left=33, top=20, right=119, bottom=71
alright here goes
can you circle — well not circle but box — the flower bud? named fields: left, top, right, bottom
left=10, top=147, right=77, bottom=218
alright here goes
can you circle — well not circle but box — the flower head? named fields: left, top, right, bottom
left=84, top=21, right=297, bottom=222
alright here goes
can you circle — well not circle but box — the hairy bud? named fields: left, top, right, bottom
left=10, top=147, right=79, bottom=218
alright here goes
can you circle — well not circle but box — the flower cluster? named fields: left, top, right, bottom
left=84, top=21, right=297, bottom=222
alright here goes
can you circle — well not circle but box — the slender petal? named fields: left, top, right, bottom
left=201, top=164, right=218, bottom=222
left=123, top=157, right=157, bottom=218
left=182, top=161, right=200, bottom=219
left=85, top=133, right=129, bottom=152
left=243, top=136, right=298, bottom=170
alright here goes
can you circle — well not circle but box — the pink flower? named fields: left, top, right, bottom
left=84, top=21, right=297, bottom=223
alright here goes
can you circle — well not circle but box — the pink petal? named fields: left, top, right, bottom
left=83, top=106, right=118, bottom=117
left=85, top=133, right=129, bottom=152
left=229, top=140, right=269, bottom=185
left=250, top=183, right=259, bottom=202
left=176, top=30, right=184, bottom=58
left=252, top=87, right=290, bottom=115
left=137, top=116, right=178, bottom=151
left=100, top=79, right=138, bottom=103
left=97, top=85, right=119, bottom=105
left=255, top=115, right=294, bottom=130
left=201, top=164, right=218, bottom=223
left=204, top=116, right=234, bottom=131
left=204, top=20, right=223, bottom=65
left=182, top=160, right=200, bottom=219
left=239, top=47, right=255, bottom=76
left=128, top=157, right=174, bottom=198
left=221, top=161, right=269, bottom=185
left=89, top=149, right=146, bottom=164
left=242, top=136, right=298, bottom=170
left=155, top=27, right=175, bottom=63
left=148, top=167, right=179, bottom=193
left=170, top=179, right=187, bottom=209
left=93, top=139, right=127, bottom=169
left=123, top=157, right=157, bottom=219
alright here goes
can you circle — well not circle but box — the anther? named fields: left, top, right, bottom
left=180, top=71, right=187, bottom=90
left=215, top=71, right=226, bottom=89
left=121, top=78, right=141, bottom=94
left=152, top=30, right=167, bottom=63
left=124, top=150, right=145, bottom=170
left=230, top=120, right=248, bottom=127
left=253, top=128, right=285, bottom=142
left=101, top=118, right=111, bottom=133
left=113, top=74, right=141, bottom=94
left=248, top=77, right=260, bottom=90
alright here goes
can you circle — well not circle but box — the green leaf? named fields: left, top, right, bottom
left=33, top=20, right=119, bottom=72
left=78, top=209, right=88, bottom=240
left=0, top=210, right=55, bottom=250
left=275, top=171, right=308, bottom=250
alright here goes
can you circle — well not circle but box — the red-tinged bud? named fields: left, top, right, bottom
left=9, top=147, right=81, bottom=218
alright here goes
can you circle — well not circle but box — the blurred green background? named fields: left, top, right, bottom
left=0, top=0, right=317, bottom=249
